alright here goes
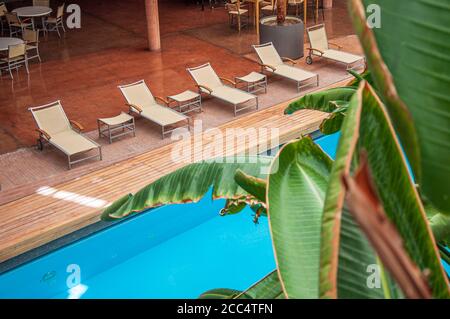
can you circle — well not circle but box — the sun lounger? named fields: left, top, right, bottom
left=187, top=63, right=258, bottom=116
left=253, top=42, right=319, bottom=92
left=118, top=80, right=190, bottom=139
left=306, top=24, right=366, bottom=70
left=29, top=100, right=102, bottom=169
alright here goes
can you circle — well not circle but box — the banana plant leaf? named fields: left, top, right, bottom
left=429, top=213, right=450, bottom=246
left=346, top=69, right=374, bottom=88
left=319, top=81, right=449, bottom=298
left=318, top=84, right=400, bottom=299
left=198, top=271, right=284, bottom=299
left=319, top=112, right=345, bottom=135
left=267, top=137, right=333, bottom=298
left=236, top=270, right=284, bottom=299
left=351, top=0, right=450, bottom=213
left=198, top=288, right=242, bottom=299
left=284, top=87, right=356, bottom=115
left=101, top=156, right=272, bottom=221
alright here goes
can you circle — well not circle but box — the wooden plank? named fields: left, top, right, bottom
left=0, top=80, right=347, bottom=263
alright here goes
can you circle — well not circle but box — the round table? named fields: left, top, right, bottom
left=12, top=6, right=53, bottom=30
left=0, top=37, right=24, bottom=51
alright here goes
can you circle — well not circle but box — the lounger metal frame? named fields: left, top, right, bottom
left=252, top=43, right=319, bottom=93
left=187, top=63, right=259, bottom=117
left=118, top=80, right=190, bottom=139
left=306, top=24, right=366, bottom=71
left=29, top=101, right=102, bottom=170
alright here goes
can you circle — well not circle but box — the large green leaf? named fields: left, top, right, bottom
left=236, top=270, right=285, bottom=299
left=284, top=87, right=356, bottom=115
left=101, top=156, right=271, bottom=220
left=353, top=0, right=450, bottom=213
left=320, top=81, right=448, bottom=298
left=267, top=137, right=333, bottom=298
left=198, top=288, right=242, bottom=299
left=318, top=86, right=400, bottom=299
left=358, top=83, right=449, bottom=298
left=429, top=213, right=450, bottom=246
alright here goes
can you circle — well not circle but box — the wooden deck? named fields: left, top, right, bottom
left=0, top=81, right=347, bottom=263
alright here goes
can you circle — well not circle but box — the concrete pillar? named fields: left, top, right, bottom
left=145, top=0, right=161, bottom=51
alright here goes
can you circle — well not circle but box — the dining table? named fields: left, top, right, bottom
left=12, top=6, right=53, bottom=31
left=0, top=37, right=24, bottom=51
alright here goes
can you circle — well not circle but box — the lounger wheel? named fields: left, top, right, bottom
left=37, top=139, right=43, bottom=151
left=306, top=56, right=313, bottom=65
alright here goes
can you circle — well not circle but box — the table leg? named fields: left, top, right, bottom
left=41, top=17, right=47, bottom=34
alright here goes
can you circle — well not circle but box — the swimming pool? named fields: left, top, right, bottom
left=1, top=134, right=342, bottom=299
left=1, top=132, right=444, bottom=298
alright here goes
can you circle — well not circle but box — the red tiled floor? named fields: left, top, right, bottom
left=0, top=0, right=354, bottom=154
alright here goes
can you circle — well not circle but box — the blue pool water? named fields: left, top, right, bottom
left=3, top=132, right=446, bottom=298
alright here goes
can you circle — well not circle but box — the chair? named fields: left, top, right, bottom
left=261, top=0, right=276, bottom=16
left=306, top=24, right=365, bottom=70
left=225, top=0, right=249, bottom=33
left=118, top=80, right=190, bottom=139
left=288, top=0, right=304, bottom=17
left=23, top=29, right=41, bottom=63
left=0, top=43, right=29, bottom=79
left=5, top=12, right=32, bottom=37
left=45, top=3, right=65, bottom=37
left=253, top=42, right=319, bottom=92
left=0, top=2, right=8, bottom=36
left=33, top=0, right=50, bottom=6
left=310, top=0, right=325, bottom=23
left=29, top=101, right=102, bottom=169
left=187, top=63, right=258, bottom=116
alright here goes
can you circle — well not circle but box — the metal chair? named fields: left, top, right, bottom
left=0, top=43, right=29, bottom=79
left=23, top=29, right=41, bottom=63
left=5, top=12, right=32, bottom=37
left=288, top=0, right=304, bottom=18
left=0, top=2, right=8, bottom=36
left=45, top=3, right=65, bottom=37
left=226, top=0, right=250, bottom=33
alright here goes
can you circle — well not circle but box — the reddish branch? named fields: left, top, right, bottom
left=341, top=153, right=432, bottom=299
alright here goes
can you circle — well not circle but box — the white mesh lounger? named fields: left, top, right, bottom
left=118, top=80, right=190, bottom=139
left=29, top=100, right=102, bottom=169
left=253, top=42, right=319, bottom=92
left=186, top=63, right=258, bottom=117
left=306, top=24, right=366, bottom=70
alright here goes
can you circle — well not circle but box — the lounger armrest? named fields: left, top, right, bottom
left=328, top=42, right=343, bottom=49
left=281, top=57, right=297, bottom=65
left=196, top=84, right=213, bottom=94
left=307, top=48, right=324, bottom=55
left=259, top=63, right=276, bottom=72
left=155, top=96, right=169, bottom=106
left=126, top=103, right=143, bottom=113
left=70, top=120, right=84, bottom=132
left=36, top=128, right=51, bottom=140
left=219, top=77, right=236, bottom=87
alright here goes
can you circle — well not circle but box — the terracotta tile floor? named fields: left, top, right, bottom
left=0, top=0, right=359, bottom=196
left=0, top=0, right=354, bottom=153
